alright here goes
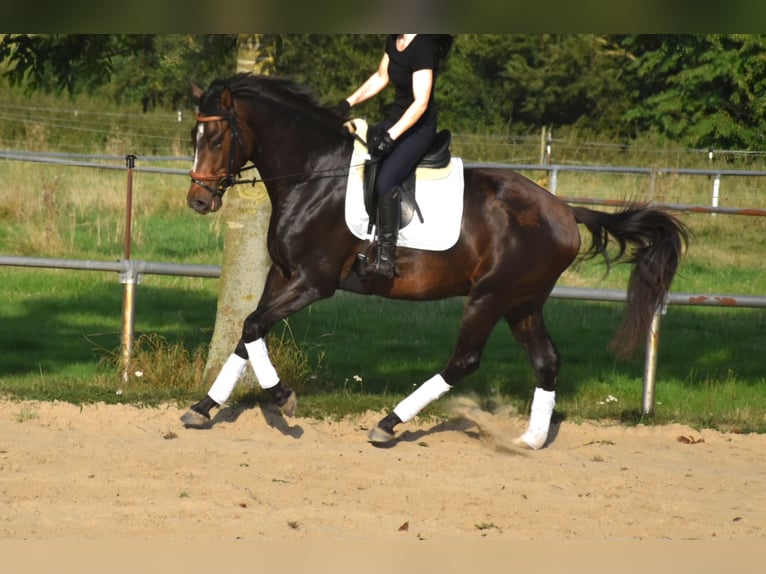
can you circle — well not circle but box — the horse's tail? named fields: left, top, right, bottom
left=571, top=203, right=689, bottom=358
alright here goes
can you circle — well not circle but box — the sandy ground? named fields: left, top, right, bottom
left=1, top=397, right=765, bottom=544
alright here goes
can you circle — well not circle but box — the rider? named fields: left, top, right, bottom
left=338, top=34, right=453, bottom=278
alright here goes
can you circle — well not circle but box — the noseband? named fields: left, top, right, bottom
left=189, top=112, right=244, bottom=199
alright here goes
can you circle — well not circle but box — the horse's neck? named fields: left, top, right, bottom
left=248, top=113, right=350, bottom=180
left=255, top=133, right=353, bottom=209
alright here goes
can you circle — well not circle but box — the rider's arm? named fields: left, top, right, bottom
left=345, top=53, right=390, bottom=108
left=387, top=68, right=433, bottom=141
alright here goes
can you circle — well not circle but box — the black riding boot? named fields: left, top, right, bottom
left=368, top=188, right=401, bottom=279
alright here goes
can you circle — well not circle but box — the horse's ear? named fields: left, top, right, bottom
left=220, top=87, right=233, bottom=111
left=190, top=82, right=205, bottom=101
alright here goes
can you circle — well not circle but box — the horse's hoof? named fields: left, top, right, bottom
left=367, top=424, right=396, bottom=446
left=279, top=391, right=297, bottom=417
left=180, top=409, right=211, bottom=429
left=513, top=430, right=546, bottom=450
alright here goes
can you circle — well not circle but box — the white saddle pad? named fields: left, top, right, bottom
left=343, top=121, right=465, bottom=252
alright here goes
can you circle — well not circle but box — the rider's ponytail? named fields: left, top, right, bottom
left=432, top=35, right=454, bottom=72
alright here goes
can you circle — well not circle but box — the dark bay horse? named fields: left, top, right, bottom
left=181, top=73, right=687, bottom=449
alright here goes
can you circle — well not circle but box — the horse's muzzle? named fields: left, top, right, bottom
left=187, top=187, right=222, bottom=214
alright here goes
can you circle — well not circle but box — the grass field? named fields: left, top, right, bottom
left=1, top=141, right=765, bottom=432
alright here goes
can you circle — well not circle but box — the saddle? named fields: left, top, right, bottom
left=363, top=129, right=452, bottom=232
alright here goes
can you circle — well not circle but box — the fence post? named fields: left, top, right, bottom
left=641, top=296, right=668, bottom=415
left=124, top=155, right=136, bottom=259
left=119, top=261, right=141, bottom=383
left=545, top=130, right=552, bottom=164
left=120, top=155, right=137, bottom=383
left=711, top=173, right=721, bottom=217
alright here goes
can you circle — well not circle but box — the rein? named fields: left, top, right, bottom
left=190, top=111, right=372, bottom=195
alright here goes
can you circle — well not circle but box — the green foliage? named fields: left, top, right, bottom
left=455, top=35, right=631, bottom=134
left=0, top=35, right=141, bottom=94
left=0, top=34, right=236, bottom=111
left=622, top=34, right=766, bottom=148
left=98, top=35, right=237, bottom=111
left=5, top=34, right=766, bottom=149
left=272, top=35, right=390, bottom=115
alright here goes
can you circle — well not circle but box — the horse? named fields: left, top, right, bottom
left=181, top=72, right=688, bottom=449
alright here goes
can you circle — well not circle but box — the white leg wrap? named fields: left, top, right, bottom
left=519, top=387, right=556, bottom=449
left=207, top=353, right=248, bottom=405
left=244, top=338, right=280, bottom=389
left=393, top=374, right=452, bottom=423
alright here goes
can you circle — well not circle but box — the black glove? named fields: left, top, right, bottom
left=332, top=99, right=351, bottom=119
left=368, top=127, right=395, bottom=157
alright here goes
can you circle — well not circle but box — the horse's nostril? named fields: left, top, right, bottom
left=188, top=197, right=209, bottom=212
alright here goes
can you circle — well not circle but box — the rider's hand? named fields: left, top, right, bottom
left=368, top=128, right=395, bottom=157
left=333, top=99, right=351, bottom=119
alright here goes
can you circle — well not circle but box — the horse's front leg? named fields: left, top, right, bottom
left=181, top=265, right=331, bottom=428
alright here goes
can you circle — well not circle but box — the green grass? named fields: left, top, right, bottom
left=257, top=293, right=766, bottom=432
left=2, top=224, right=764, bottom=432
left=0, top=266, right=219, bottom=404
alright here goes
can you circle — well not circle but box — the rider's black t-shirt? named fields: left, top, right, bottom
left=385, top=34, right=437, bottom=127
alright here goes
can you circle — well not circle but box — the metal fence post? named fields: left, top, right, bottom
left=119, top=261, right=141, bottom=383
left=120, top=155, right=137, bottom=382
left=124, top=155, right=136, bottom=259
left=711, top=173, right=721, bottom=217
left=642, top=296, right=668, bottom=415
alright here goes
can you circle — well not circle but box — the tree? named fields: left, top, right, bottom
left=620, top=34, right=766, bottom=149
left=0, top=34, right=236, bottom=111
left=199, top=34, right=278, bottom=388
left=445, top=35, right=633, bottom=135
left=102, top=35, right=237, bottom=111
left=6, top=34, right=766, bottom=158
left=271, top=34, right=387, bottom=114
left=0, top=34, right=147, bottom=94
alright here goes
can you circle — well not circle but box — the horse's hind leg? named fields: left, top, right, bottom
left=368, top=294, right=503, bottom=445
left=508, top=310, right=560, bottom=449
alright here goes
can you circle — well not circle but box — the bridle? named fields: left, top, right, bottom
left=189, top=105, right=374, bottom=198
left=189, top=112, right=249, bottom=199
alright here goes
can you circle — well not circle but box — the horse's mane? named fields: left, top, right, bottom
left=201, top=73, right=350, bottom=132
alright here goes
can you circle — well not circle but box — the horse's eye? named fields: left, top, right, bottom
left=208, top=134, right=224, bottom=150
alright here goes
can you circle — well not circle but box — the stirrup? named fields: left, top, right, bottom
left=375, top=253, right=399, bottom=278
left=354, top=246, right=399, bottom=279
left=362, top=249, right=399, bottom=279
